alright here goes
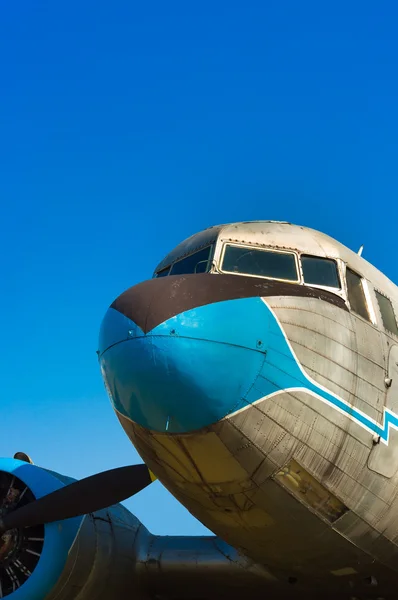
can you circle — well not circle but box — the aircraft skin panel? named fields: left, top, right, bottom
left=117, top=410, right=398, bottom=597
left=45, top=503, right=143, bottom=600
left=110, top=287, right=398, bottom=595
left=103, top=290, right=394, bottom=445
left=101, top=296, right=270, bottom=433
left=91, top=223, right=398, bottom=597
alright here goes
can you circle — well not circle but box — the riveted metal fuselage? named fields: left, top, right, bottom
left=99, top=222, right=398, bottom=597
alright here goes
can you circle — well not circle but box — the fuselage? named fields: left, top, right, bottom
left=98, top=221, right=398, bottom=597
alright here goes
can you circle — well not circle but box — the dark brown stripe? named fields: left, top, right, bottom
left=111, top=274, right=348, bottom=333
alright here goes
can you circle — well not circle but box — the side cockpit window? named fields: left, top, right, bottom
left=346, top=268, right=371, bottom=322
left=375, top=291, right=398, bottom=336
left=154, top=246, right=213, bottom=278
left=301, top=255, right=340, bottom=288
left=221, top=244, right=298, bottom=281
left=169, top=246, right=212, bottom=276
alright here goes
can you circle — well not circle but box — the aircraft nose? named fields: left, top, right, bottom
left=98, top=275, right=272, bottom=433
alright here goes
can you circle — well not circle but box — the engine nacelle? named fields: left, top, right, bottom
left=0, top=458, right=147, bottom=600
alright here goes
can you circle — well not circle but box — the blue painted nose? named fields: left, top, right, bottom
left=98, top=297, right=271, bottom=433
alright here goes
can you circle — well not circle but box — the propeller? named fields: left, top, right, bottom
left=0, top=464, right=156, bottom=535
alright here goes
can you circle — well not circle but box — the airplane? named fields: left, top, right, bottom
left=2, top=220, right=398, bottom=600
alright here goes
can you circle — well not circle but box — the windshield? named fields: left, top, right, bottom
left=221, top=244, right=298, bottom=281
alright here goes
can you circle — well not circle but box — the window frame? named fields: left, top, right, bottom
left=299, top=254, right=342, bottom=292
left=361, top=278, right=378, bottom=325
left=219, top=242, right=300, bottom=284
left=374, top=288, right=398, bottom=336
left=344, top=265, right=376, bottom=324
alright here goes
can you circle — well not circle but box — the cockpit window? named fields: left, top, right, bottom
left=301, top=255, right=340, bottom=288
left=346, top=268, right=370, bottom=321
left=169, top=246, right=212, bottom=276
left=375, top=291, right=398, bottom=336
left=221, top=244, right=298, bottom=281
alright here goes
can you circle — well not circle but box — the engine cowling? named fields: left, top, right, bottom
left=0, top=458, right=146, bottom=600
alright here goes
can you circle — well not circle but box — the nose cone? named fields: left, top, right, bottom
left=98, top=276, right=273, bottom=433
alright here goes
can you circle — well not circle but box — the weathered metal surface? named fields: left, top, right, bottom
left=136, top=534, right=274, bottom=599
left=46, top=504, right=144, bottom=600
left=369, top=344, right=398, bottom=477
left=99, top=221, right=398, bottom=598
left=45, top=500, right=278, bottom=600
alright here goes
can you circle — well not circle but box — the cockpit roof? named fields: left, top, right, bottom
left=154, top=221, right=397, bottom=296
left=154, top=222, right=294, bottom=271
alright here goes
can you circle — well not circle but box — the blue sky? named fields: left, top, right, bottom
left=1, top=0, right=398, bottom=536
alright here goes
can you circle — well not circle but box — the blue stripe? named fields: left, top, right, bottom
left=101, top=297, right=394, bottom=440
left=236, top=301, right=392, bottom=443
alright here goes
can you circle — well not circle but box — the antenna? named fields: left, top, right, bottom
left=357, top=245, right=364, bottom=257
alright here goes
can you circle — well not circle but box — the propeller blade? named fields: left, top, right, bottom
left=0, top=464, right=156, bottom=534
